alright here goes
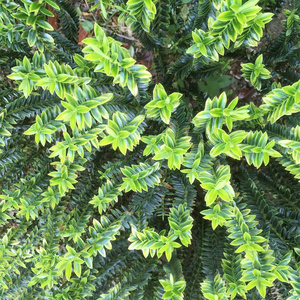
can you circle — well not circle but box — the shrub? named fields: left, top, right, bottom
left=0, top=0, right=300, bottom=299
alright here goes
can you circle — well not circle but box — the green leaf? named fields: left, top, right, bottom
left=36, top=20, right=54, bottom=31
left=65, top=262, right=72, bottom=280
left=205, top=189, right=218, bottom=206
left=45, top=0, right=60, bottom=10
left=80, top=21, right=94, bottom=32
left=28, top=29, right=37, bottom=47
left=73, top=261, right=81, bottom=277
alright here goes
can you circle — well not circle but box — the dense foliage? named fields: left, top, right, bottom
left=0, top=0, right=300, bottom=299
